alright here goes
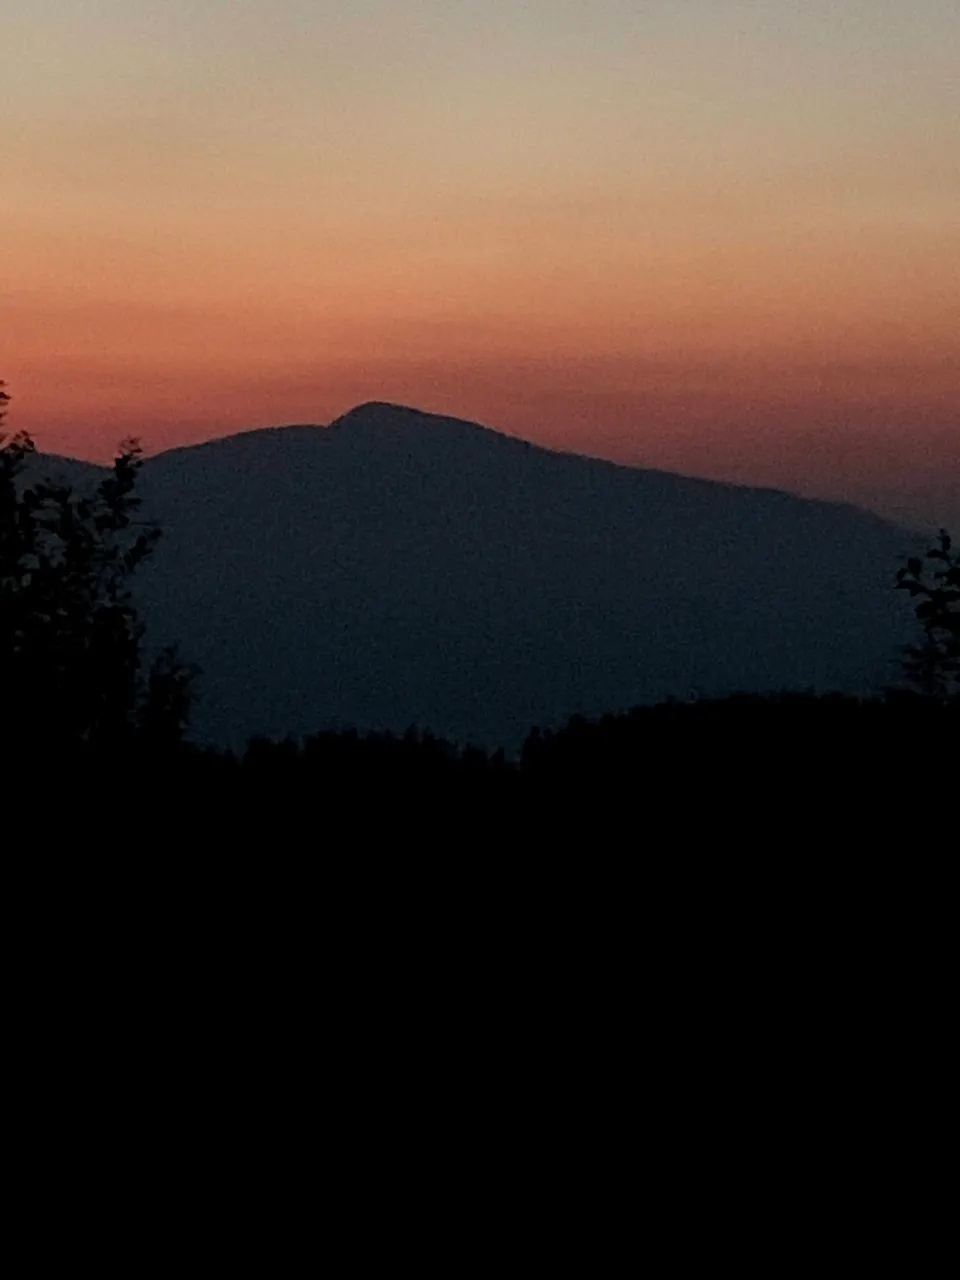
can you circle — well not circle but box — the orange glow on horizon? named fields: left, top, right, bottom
left=4, top=1, right=958, bottom=530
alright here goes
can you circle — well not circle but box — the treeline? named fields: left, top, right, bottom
left=20, top=692, right=954, bottom=845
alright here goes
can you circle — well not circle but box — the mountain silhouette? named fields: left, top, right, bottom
left=33, top=403, right=918, bottom=747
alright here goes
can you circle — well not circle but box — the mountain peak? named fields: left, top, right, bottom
left=329, top=401, right=492, bottom=437
left=340, top=401, right=425, bottom=419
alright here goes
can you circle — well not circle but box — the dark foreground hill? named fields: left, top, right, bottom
left=37, top=403, right=920, bottom=747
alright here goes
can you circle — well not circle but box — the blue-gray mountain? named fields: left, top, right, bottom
left=36, top=403, right=921, bottom=747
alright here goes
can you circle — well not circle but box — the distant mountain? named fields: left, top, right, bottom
left=21, top=453, right=105, bottom=490
left=31, top=403, right=920, bottom=748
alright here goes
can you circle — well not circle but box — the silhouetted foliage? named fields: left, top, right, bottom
left=47, top=692, right=942, bottom=851
left=896, top=530, right=960, bottom=697
left=1, top=387, right=194, bottom=762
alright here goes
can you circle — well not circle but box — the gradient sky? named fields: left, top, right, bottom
left=4, top=0, right=958, bottom=528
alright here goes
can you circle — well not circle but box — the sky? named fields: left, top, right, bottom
left=4, top=0, right=958, bottom=529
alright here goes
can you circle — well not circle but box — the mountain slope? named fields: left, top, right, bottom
left=115, top=402, right=915, bottom=748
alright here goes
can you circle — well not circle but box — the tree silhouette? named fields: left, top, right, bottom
left=0, top=383, right=194, bottom=759
left=896, top=530, right=960, bottom=698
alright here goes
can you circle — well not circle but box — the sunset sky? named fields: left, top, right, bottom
left=5, top=0, right=958, bottom=529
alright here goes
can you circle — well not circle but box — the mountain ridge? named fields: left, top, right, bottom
left=30, top=403, right=916, bottom=534
left=19, top=404, right=918, bottom=749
